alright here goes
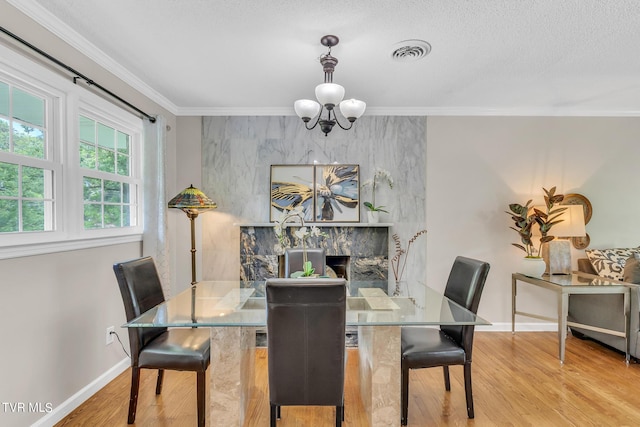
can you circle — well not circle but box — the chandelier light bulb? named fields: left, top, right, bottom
left=294, top=99, right=321, bottom=121
left=339, top=99, right=366, bottom=121
left=315, top=83, right=345, bottom=109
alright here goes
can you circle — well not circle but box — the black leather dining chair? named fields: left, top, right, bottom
left=266, top=278, right=347, bottom=426
left=113, top=256, right=210, bottom=427
left=284, top=247, right=326, bottom=277
left=401, top=256, right=490, bottom=424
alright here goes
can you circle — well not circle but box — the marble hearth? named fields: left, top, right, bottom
left=239, top=223, right=390, bottom=283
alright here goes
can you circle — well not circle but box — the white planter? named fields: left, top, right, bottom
left=367, top=211, right=379, bottom=224
left=518, top=257, right=546, bottom=278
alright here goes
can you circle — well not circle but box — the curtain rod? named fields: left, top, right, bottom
left=0, top=25, right=156, bottom=123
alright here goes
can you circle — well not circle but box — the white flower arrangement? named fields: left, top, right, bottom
left=361, top=169, right=394, bottom=212
left=273, top=206, right=328, bottom=276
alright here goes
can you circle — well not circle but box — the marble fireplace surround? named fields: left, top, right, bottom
left=240, top=223, right=391, bottom=287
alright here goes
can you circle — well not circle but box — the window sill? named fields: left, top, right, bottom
left=0, top=234, right=142, bottom=260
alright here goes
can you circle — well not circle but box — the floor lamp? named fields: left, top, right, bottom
left=168, top=185, right=217, bottom=285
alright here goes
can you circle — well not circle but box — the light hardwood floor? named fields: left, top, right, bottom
left=55, top=332, right=640, bottom=426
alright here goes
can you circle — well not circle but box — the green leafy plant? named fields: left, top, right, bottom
left=291, top=261, right=316, bottom=278
left=506, top=187, right=567, bottom=257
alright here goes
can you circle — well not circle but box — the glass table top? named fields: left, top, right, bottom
left=124, top=280, right=491, bottom=328
left=514, top=271, right=629, bottom=287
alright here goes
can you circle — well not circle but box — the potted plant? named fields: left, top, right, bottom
left=273, top=206, right=327, bottom=277
left=506, top=187, right=566, bottom=277
left=362, top=169, right=393, bottom=223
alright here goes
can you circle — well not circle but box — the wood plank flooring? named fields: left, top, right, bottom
left=55, top=332, right=640, bottom=426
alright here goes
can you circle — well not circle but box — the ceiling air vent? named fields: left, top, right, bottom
left=391, top=39, right=432, bottom=62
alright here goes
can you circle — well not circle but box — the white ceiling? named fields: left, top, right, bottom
left=11, top=0, right=640, bottom=116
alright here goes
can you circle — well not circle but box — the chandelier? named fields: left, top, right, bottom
left=294, top=35, right=366, bottom=136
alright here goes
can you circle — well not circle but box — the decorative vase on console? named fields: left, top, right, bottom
left=506, top=187, right=568, bottom=278
left=518, top=257, right=547, bottom=278
left=362, top=169, right=393, bottom=224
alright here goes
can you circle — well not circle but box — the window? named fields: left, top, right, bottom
left=79, top=115, right=139, bottom=230
left=0, top=43, right=143, bottom=258
left=0, top=80, right=56, bottom=234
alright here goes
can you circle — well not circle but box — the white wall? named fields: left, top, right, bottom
left=426, top=116, right=640, bottom=327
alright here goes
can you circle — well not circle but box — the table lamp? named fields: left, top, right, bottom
left=168, top=185, right=217, bottom=285
left=540, top=204, right=586, bottom=274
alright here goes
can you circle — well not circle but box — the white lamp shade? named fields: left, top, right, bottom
left=315, top=83, right=345, bottom=107
left=294, top=99, right=321, bottom=119
left=553, top=205, right=587, bottom=237
left=339, top=99, right=366, bottom=119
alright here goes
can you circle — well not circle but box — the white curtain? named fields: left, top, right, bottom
left=142, top=115, right=172, bottom=296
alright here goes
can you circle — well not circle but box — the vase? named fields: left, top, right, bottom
left=367, top=211, right=379, bottom=224
left=518, top=257, right=546, bottom=278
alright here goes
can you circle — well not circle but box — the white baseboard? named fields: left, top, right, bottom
left=31, top=358, right=129, bottom=427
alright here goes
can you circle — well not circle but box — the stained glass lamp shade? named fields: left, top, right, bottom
left=168, top=185, right=217, bottom=285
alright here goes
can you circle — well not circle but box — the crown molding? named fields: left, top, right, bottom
left=7, top=0, right=179, bottom=116
left=176, top=105, right=640, bottom=117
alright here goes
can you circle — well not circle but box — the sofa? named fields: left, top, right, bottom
left=568, top=249, right=640, bottom=359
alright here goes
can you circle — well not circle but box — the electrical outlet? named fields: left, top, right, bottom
left=106, top=326, right=115, bottom=345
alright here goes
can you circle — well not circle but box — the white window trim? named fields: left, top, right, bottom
left=0, top=43, right=144, bottom=260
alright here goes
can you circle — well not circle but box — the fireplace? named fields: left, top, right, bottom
left=276, top=254, right=351, bottom=279
left=240, top=224, right=389, bottom=283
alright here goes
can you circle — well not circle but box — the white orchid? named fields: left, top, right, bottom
left=294, top=226, right=308, bottom=240
left=362, top=168, right=394, bottom=212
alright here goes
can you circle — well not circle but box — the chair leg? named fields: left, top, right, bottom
left=276, top=405, right=281, bottom=419
left=336, top=405, right=343, bottom=426
left=155, top=369, right=165, bottom=395
left=464, top=362, right=474, bottom=418
left=401, top=365, right=409, bottom=425
left=270, top=404, right=277, bottom=427
left=443, top=366, right=451, bottom=391
left=197, top=370, right=206, bottom=427
left=127, top=367, right=141, bottom=424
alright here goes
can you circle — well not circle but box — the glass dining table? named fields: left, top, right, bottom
left=124, top=280, right=490, bottom=427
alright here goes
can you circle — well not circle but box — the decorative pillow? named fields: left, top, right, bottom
left=585, top=247, right=640, bottom=281
left=623, top=254, right=640, bottom=284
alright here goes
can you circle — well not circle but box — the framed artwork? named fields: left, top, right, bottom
left=270, top=164, right=360, bottom=222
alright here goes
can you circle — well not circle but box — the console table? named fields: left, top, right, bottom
left=512, top=272, right=630, bottom=364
